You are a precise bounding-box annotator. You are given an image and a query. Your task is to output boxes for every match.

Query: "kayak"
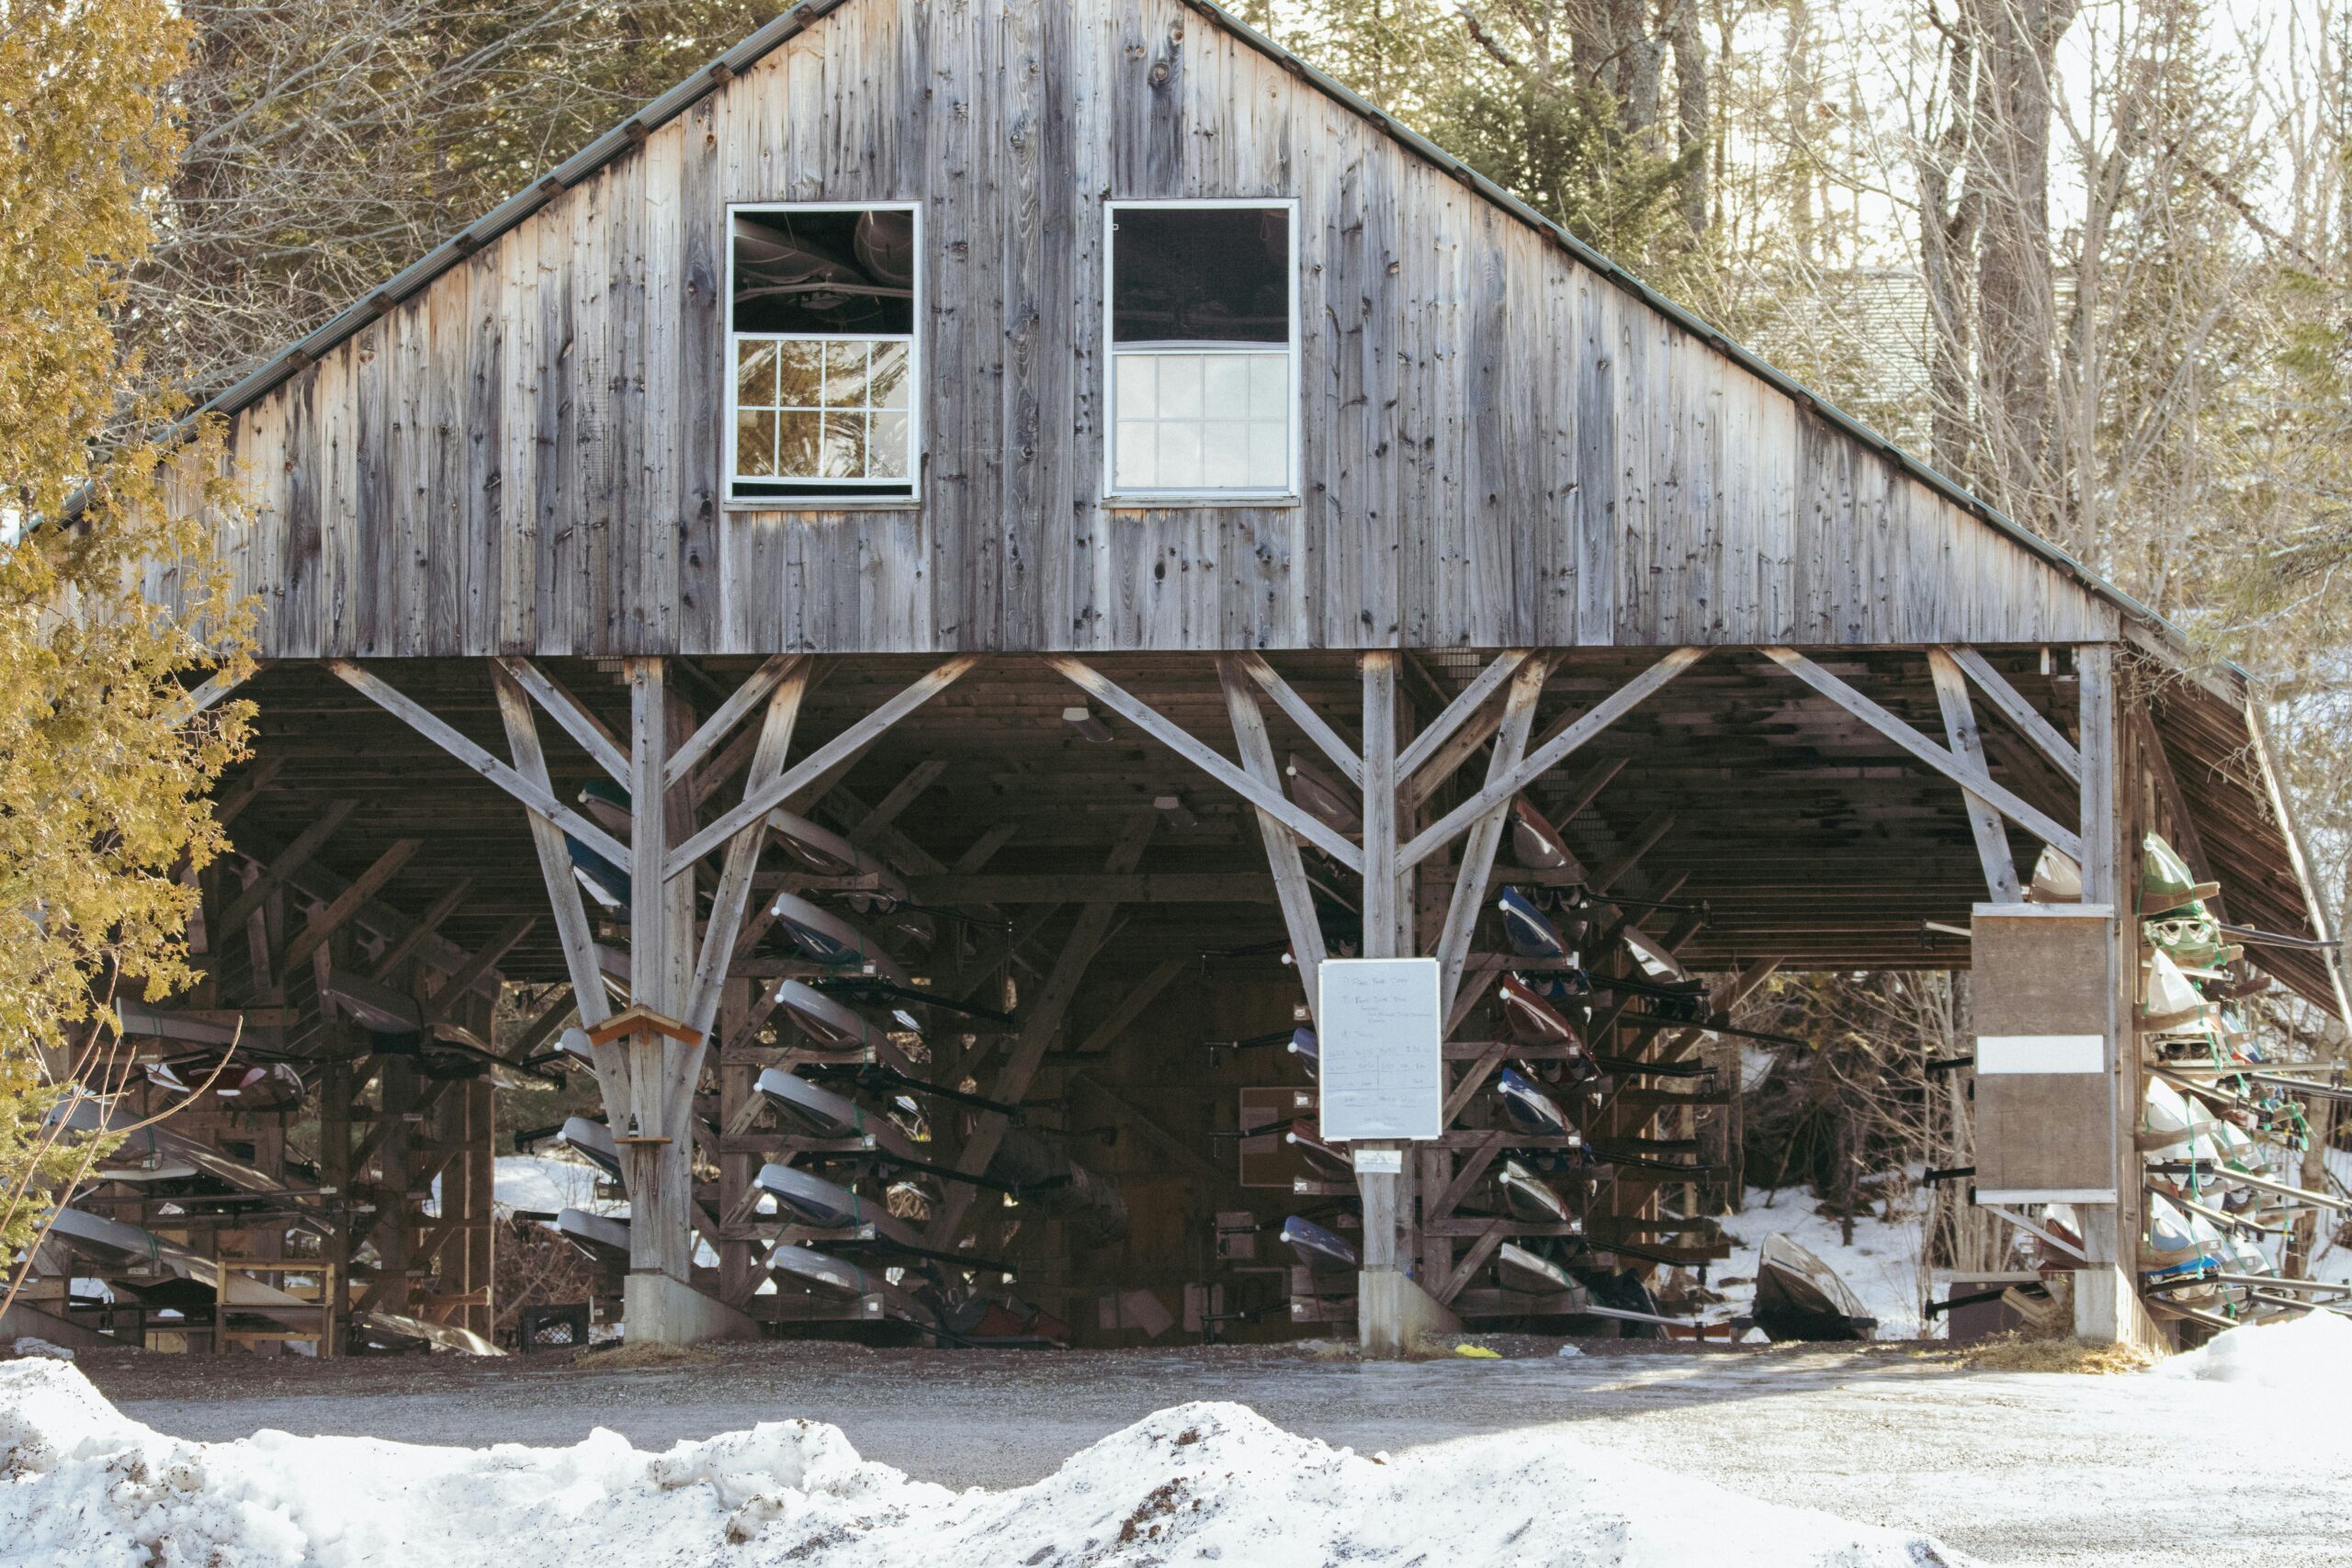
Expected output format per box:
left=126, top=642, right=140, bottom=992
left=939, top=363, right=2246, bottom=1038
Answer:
left=1279, top=1214, right=1359, bottom=1271
left=1498, top=1160, right=1573, bottom=1224
left=755, top=1161, right=878, bottom=1230
left=1495, top=1066, right=1570, bottom=1137
left=756, top=1067, right=873, bottom=1139
left=766, top=1242, right=880, bottom=1297
left=1510, top=797, right=1580, bottom=874
left=1284, top=1120, right=1352, bottom=1179
left=769, top=892, right=910, bottom=985
left=554, top=1208, right=631, bottom=1271
left=1496, top=976, right=1579, bottom=1047
left=558, top=1115, right=622, bottom=1179
left=1752, top=1234, right=1877, bottom=1341
left=1496, top=886, right=1568, bottom=961
left=1287, top=1027, right=1320, bottom=1079
left=773, top=979, right=891, bottom=1052
left=1495, top=1241, right=1576, bottom=1295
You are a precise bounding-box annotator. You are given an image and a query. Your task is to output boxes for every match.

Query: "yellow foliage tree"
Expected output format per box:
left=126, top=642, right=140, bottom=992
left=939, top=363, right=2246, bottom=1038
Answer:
left=0, top=0, right=254, bottom=1275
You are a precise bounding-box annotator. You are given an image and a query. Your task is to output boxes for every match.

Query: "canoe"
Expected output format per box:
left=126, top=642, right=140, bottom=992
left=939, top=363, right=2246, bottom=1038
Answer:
left=558, top=1115, right=622, bottom=1180
left=1509, top=797, right=1581, bottom=874
left=1286, top=1027, right=1319, bottom=1079
left=756, top=1067, right=871, bottom=1138
left=1496, top=977, right=1578, bottom=1047
left=755, top=1161, right=880, bottom=1230
left=1495, top=1066, right=1570, bottom=1137
left=769, top=892, right=910, bottom=985
left=1279, top=1214, right=1359, bottom=1271
left=215, top=1062, right=305, bottom=1113
left=1752, top=1234, right=1877, bottom=1341
left=567, top=836, right=629, bottom=909
left=1498, top=1160, right=1573, bottom=1224
left=1284, top=1119, right=1352, bottom=1179
left=553, top=1208, right=631, bottom=1271
left=765, top=1242, right=878, bottom=1297
left=773, top=979, right=891, bottom=1051
left=1496, top=886, right=1568, bottom=961
left=1284, top=753, right=1361, bottom=833
left=1495, top=1241, right=1577, bottom=1295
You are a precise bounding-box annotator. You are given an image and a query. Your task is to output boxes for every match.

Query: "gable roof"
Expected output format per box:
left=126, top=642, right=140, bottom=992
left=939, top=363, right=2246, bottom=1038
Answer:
left=193, top=0, right=2180, bottom=656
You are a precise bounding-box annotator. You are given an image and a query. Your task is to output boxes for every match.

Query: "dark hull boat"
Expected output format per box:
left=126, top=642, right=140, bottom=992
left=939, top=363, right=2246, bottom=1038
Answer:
left=1496, top=977, right=1579, bottom=1048
left=770, top=892, right=910, bottom=985
left=555, top=1208, right=631, bottom=1272
left=1280, top=1214, right=1359, bottom=1271
left=1498, top=1160, right=1573, bottom=1224
left=1495, top=1066, right=1569, bottom=1138
left=1496, top=886, right=1567, bottom=961
left=558, top=1115, right=622, bottom=1180
left=755, top=1161, right=876, bottom=1229
left=766, top=1241, right=879, bottom=1297
left=1752, top=1234, right=1877, bottom=1341
left=1284, top=1119, right=1352, bottom=1179
left=773, top=979, right=889, bottom=1052
left=1286, top=1027, right=1319, bottom=1079
left=1509, top=797, right=1582, bottom=875
left=1495, top=1241, right=1577, bottom=1295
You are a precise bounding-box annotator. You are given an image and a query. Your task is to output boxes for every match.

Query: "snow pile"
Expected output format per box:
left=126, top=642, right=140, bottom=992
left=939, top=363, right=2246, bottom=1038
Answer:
left=2154, top=1309, right=2352, bottom=1400
left=0, top=1360, right=1973, bottom=1567
left=1718, top=1186, right=1925, bottom=1337
left=492, top=1154, right=622, bottom=1216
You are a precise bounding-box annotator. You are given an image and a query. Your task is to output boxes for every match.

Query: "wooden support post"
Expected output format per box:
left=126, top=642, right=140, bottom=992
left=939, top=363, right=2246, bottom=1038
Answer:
left=1218, top=658, right=1330, bottom=1013
left=623, top=659, right=698, bottom=1284
left=2071, top=646, right=2148, bottom=1346
left=1356, top=651, right=1408, bottom=1350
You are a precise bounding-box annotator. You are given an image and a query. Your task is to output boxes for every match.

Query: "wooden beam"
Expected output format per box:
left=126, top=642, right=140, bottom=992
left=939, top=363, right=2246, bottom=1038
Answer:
left=1928, top=649, right=2022, bottom=902
left=903, top=873, right=1276, bottom=904
left=1220, top=657, right=1331, bottom=1012
left=214, top=756, right=286, bottom=827
left=1396, top=650, right=1532, bottom=781
left=1399, top=648, right=1707, bottom=872
left=368, top=876, right=474, bottom=984
left=1050, top=655, right=1364, bottom=871
left=1063, top=957, right=1188, bottom=1056
left=1758, top=647, right=2085, bottom=860
left=1068, top=1070, right=1243, bottom=1195
left=423, top=915, right=535, bottom=1022
left=1589, top=812, right=1675, bottom=896
left=1947, top=646, right=2082, bottom=784
left=667, top=656, right=979, bottom=878
left=683, top=666, right=808, bottom=1039
left=176, top=662, right=264, bottom=725
left=330, top=660, right=630, bottom=867
left=1236, top=652, right=1363, bottom=786
left=851, top=758, right=948, bottom=845
left=218, top=799, right=357, bottom=935
left=1434, top=656, right=1546, bottom=1019
left=491, top=666, right=614, bottom=1032
left=282, top=839, right=423, bottom=973
left=662, top=653, right=800, bottom=792
left=494, top=657, right=629, bottom=786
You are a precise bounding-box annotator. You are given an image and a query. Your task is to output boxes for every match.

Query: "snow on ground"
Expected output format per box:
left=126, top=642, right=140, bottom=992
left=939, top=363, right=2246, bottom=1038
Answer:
left=492, top=1154, right=623, bottom=1216
left=0, top=1359, right=1971, bottom=1568
left=2155, top=1309, right=2352, bottom=1398
left=1715, top=1185, right=1927, bottom=1337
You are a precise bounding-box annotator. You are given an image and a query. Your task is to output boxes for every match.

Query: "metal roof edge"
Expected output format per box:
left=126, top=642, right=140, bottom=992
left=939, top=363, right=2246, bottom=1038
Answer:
left=182, top=0, right=2206, bottom=673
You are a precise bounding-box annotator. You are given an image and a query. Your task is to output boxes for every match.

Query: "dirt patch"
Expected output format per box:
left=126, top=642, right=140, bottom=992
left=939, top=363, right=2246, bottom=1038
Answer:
left=572, top=1341, right=720, bottom=1371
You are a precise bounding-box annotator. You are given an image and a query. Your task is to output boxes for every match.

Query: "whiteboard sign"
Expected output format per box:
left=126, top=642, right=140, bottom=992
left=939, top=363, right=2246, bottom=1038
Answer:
left=1317, top=957, right=1442, bottom=1141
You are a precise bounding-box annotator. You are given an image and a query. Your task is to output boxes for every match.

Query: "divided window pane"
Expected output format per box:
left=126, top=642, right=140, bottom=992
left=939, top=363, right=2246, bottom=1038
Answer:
left=1109, top=204, right=1295, bottom=495
left=728, top=206, right=918, bottom=500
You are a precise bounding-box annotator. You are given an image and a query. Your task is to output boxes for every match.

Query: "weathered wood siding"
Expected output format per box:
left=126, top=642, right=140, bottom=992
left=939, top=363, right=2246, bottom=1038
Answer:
left=187, top=0, right=2114, bottom=657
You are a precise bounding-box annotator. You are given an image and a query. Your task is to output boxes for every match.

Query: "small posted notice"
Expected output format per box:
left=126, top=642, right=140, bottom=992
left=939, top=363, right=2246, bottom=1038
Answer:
left=1317, top=957, right=1442, bottom=1142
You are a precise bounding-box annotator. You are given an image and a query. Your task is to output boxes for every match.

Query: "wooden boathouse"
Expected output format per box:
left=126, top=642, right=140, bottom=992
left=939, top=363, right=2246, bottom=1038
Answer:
left=45, top=0, right=2346, bottom=1354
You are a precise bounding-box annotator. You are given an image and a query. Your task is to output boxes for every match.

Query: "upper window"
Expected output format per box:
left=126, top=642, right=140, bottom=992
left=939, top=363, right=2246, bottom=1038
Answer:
left=727, top=203, right=920, bottom=504
left=1104, top=201, right=1297, bottom=499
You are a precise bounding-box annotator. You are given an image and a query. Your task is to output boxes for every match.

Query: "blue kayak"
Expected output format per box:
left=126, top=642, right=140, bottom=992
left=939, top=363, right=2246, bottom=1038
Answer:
left=1497, top=886, right=1567, bottom=959
left=1280, top=1214, right=1360, bottom=1271
left=1495, top=1066, right=1570, bottom=1137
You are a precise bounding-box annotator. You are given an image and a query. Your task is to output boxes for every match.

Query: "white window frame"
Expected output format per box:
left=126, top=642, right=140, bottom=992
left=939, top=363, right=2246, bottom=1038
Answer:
left=1102, top=197, right=1301, bottom=504
left=724, top=199, right=923, bottom=505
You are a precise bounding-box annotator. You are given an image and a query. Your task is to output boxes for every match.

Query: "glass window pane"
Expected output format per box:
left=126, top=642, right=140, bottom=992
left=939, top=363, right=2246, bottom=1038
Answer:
left=1115, top=354, right=1158, bottom=420
left=1247, top=420, right=1290, bottom=490
left=1156, top=421, right=1202, bottom=490
left=871, top=343, right=911, bottom=410
left=1114, top=420, right=1156, bottom=491
left=820, top=412, right=867, bottom=478
left=736, top=410, right=778, bottom=477
left=776, top=410, right=823, bottom=477
left=1247, top=353, right=1288, bottom=417
left=870, top=411, right=911, bottom=479
left=1158, top=354, right=1204, bottom=420
left=738, top=341, right=779, bottom=408
left=1204, top=355, right=1250, bottom=417
left=775, top=342, right=825, bottom=408
left=1201, top=422, right=1252, bottom=489
left=823, top=341, right=869, bottom=407
left=1111, top=206, right=1291, bottom=344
